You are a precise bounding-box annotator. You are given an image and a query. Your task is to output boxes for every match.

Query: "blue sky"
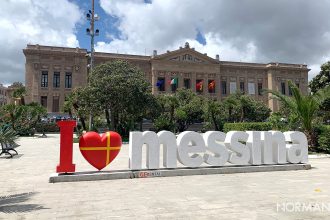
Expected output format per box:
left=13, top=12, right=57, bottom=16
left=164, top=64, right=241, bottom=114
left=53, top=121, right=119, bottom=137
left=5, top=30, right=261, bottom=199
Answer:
left=73, top=0, right=206, bottom=52
left=72, top=0, right=119, bottom=51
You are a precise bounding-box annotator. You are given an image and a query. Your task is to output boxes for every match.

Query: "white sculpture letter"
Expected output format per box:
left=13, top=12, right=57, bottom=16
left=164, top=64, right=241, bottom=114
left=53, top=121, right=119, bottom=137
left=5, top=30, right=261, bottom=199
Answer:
left=224, top=131, right=250, bottom=165
left=157, top=131, right=177, bottom=168
left=246, top=131, right=262, bottom=165
left=203, top=131, right=229, bottom=166
left=270, top=131, right=287, bottom=164
left=129, top=131, right=160, bottom=170
left=261, top=132, right=274, bottom=164
left=177, top=131, right=206, bottom=167
left=284, top=131, right=308, bottom=163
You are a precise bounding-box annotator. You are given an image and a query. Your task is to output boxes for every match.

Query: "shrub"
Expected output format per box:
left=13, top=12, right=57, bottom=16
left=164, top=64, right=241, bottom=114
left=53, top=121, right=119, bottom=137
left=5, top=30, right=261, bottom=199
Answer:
left=154, top=115, right=176, bottom=132
left=0, top=124, right=18, bottom=145
left=316, top=125, right=330, bottom=153
left=223, top=122, right=272, bottom=132
left=35, top=122, right=60, bottom=132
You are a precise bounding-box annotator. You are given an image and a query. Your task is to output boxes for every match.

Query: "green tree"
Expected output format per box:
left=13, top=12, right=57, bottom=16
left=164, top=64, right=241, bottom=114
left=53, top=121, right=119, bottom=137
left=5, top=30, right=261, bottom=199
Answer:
left=88, top=60, right=156, bottom=136
left=268, top=81, right=330, bottom=148
left=63, top=87, right=98, bottom=131
left=309, top=61, right=330, bottom=93
left=12, top=82, right=26, bottom=105
left=1, top=102, right=46, bottom=136
left=309, top=61, right=330, bottom=123
left=153, top=94, right=178, bottom=132
left=174, top=89, right=204, bottom=132
left=154, top=89, right=204, bottom=132
left=203, top=99, right=226, bottom=131
left=223, top=92, right=271, bottom=122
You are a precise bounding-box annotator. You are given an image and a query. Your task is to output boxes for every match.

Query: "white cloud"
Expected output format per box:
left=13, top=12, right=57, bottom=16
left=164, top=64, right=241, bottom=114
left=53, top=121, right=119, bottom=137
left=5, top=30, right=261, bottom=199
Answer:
left=0, top=0, right=82, bottom=84
left=98, top=0, right=330, bottom=80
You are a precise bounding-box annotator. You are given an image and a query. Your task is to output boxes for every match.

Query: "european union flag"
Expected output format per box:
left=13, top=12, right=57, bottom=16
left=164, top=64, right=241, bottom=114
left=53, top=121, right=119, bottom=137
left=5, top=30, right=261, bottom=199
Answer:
left=156, top=79, right=164, bottom=87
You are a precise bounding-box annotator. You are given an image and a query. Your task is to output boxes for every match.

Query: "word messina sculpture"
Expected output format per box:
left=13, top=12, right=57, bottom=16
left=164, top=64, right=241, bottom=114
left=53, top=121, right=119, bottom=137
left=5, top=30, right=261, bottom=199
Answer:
left=55, top=121, right=308, bottom=176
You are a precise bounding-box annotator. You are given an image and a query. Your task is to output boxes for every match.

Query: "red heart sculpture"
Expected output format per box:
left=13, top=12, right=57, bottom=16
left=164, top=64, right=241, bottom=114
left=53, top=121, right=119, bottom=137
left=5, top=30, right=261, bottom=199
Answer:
left=79, top=131, right=122, bottom=170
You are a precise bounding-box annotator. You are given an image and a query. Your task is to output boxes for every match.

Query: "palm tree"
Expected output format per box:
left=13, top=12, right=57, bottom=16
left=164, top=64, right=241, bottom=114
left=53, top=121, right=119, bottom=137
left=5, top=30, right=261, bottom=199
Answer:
left=0, top=124, right=17, bottom=146
left=268, top=81, right=330, bottom=148
left=203, top=99, right=225, bottom=131
left=12, top=85, right=27, bottom=105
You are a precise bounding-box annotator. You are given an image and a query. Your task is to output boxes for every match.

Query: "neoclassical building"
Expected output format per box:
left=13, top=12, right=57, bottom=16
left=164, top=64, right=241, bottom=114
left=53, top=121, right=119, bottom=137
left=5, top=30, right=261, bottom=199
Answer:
left=23, top=43, right=309, bottom=113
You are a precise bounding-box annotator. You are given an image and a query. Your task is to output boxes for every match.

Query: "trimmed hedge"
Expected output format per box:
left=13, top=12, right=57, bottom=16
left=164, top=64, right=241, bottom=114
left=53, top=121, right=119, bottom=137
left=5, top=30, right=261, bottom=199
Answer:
left=223, top=122, right=272, bottom=132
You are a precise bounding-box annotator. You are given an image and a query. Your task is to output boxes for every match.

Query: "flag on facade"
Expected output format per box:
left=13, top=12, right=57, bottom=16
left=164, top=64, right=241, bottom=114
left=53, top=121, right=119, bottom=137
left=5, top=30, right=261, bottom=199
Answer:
left=170, top=78, right=178, bottom=85
left=196, top=81, right=203, bottom=91
left=156, top=79, right=164, bottom=87
left=208, top=80, right=215, bottom=90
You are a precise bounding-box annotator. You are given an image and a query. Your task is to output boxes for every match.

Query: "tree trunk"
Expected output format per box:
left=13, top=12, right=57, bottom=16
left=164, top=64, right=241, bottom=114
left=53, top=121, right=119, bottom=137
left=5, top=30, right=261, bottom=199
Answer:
left=68, top=109, right=73, bottom=118
left=211, top=112, right=219, bottom=130
left=228, top=107, right=232, bottom=122
left=105, top=109, right=111, bottom=130
left=80, top=117, right=87, bottom=131
left=240, top=107, right=244, bottom=122
left=110, top=109, right=115, bottom=131
left=306, top=130, right=317, bottom=151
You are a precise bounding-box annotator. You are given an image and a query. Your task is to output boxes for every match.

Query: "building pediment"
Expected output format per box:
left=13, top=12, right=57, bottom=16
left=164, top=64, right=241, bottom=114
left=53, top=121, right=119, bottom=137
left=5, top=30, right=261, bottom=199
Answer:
left=152, top=42, right=220, bottom=65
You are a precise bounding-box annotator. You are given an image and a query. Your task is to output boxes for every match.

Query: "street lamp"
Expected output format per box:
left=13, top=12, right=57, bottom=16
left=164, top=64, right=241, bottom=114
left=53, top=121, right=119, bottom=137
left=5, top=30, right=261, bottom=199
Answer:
left=86, top=0, right=100, bottom=130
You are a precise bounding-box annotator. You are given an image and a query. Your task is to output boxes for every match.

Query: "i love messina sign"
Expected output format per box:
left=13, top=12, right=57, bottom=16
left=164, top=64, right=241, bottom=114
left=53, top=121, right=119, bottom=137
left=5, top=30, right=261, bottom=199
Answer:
left=55, top=121, right=308, bottom=174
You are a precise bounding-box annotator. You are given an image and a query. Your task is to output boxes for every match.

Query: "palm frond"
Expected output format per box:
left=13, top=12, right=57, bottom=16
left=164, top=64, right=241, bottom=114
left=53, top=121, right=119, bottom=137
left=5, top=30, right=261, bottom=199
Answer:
left=265, top=88, right=296, bottom=110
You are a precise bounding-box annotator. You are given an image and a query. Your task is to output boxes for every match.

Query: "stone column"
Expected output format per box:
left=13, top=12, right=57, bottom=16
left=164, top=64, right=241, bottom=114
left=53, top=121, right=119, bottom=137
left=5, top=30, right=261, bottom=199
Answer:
left=178, top=72, right=184, bottom=89
left=192, top=72, right=196, bottom=93
left=165, top=72, right=171, bottom=93
left=267, top=70, right=277, bottom=112
left=216, top=74, right=221, bottom=100
left=152, top=70, right=158, bottom=95
left=203, top=73, right=208, bottom=96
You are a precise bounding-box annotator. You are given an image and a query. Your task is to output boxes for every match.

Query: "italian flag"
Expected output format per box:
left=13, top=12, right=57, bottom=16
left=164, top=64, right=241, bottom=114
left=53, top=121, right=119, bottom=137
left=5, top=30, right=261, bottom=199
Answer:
left=170, top=78, right=178, bottom=85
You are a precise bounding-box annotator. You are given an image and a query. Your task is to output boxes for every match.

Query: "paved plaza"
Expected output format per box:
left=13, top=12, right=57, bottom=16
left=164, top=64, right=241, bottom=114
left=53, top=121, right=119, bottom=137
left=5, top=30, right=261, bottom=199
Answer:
left=0, top=134, right=329, bottom=219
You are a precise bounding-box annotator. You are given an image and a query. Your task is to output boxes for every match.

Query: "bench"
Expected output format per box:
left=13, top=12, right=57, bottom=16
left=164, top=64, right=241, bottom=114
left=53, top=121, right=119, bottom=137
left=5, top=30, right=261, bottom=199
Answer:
left=0, top=142, right=19, bottom=158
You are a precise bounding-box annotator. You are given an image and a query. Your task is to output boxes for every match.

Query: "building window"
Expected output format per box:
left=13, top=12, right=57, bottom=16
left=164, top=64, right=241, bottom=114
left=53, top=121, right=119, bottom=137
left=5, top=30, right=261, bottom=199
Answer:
left=170, top=78, right=178, bottom=92
left=208, top=80, right=215, bottom=93
left=52, top=96, right=59, bottom=112
left=288, top=86, right=292, bottom=96
left=221, top=81, right=227, bottom=95
left=53, top=72, right=60, bottom=88
left=240, top=82, right=245, bottom=93
left=41, top=96, right=47, bottom=108
left=281, top=82, right=286, bottom=95
left=65, top=72, right=72, bottom=88
left=156, top=77, right=165, bottom=91
left=295, top=83, right=300, bottom=88
left=258, top=83, right=263, bottom=96
left=41, top=71, right=48, bottom=88
left=230, top=82, right=237, bottom=94
left=183, top=54, right=193, bottom=61
left=248, top=82, right=256, bottom=95
left=196, top=79, right=203, bottom=93
left=184, top=78, right=191, bottom=89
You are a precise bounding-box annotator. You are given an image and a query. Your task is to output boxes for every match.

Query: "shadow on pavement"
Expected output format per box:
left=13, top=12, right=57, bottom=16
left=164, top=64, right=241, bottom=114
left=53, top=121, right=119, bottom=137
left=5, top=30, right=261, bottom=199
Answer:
left=0, top=192, right=47, bottom=213
left=0, top=154, right=23, bottom=159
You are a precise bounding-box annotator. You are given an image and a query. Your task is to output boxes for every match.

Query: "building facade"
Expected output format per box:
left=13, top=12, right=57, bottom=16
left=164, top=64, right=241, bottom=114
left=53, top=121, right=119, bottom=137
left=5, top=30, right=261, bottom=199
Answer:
left=23, top=43, right=309, bottom=113
left=0, top=84, right=8, bottom=106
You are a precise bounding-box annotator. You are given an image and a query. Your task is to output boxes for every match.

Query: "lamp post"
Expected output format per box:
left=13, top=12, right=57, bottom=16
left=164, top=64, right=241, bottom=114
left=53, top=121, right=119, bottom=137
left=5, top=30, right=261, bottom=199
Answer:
left=86, top=0, right=100, bottom=130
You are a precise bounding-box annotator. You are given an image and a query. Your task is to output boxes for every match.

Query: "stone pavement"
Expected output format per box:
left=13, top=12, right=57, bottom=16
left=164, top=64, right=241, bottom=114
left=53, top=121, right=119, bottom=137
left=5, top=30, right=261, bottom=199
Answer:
left=0, top=134, right=329, bottom=220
